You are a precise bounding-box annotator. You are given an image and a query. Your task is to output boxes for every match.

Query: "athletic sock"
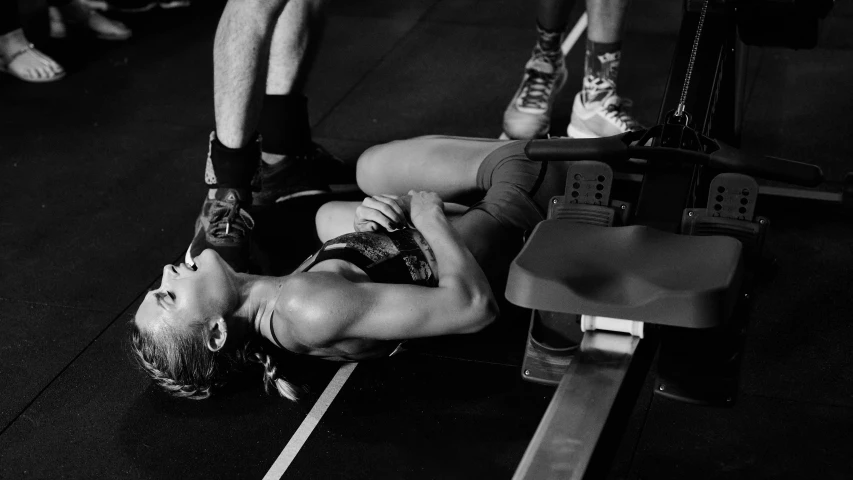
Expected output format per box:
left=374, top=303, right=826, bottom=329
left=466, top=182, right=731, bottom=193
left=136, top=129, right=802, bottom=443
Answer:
left=258, top=94, right=312, bottom=165
left=536, top=21, right=565, bottom=52
left=533, top=21, right=565, bottom=63
left=582, top=39, right=622, bottom=104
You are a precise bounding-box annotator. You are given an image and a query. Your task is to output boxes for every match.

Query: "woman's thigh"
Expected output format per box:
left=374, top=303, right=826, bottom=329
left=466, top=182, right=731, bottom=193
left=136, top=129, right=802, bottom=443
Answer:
left=315, top=201, right=360, bottom=242
left=355, top=135, right=512, bottom=201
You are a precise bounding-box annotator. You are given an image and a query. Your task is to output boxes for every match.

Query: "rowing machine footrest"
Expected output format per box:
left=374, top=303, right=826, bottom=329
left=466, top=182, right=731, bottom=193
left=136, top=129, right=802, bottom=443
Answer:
left=521, top=310, right=582, bottom=385
left=682, top=173, right=768, bottom=257
left=549, top=197, right=631, bottom=227
left=549, top=160, right=631, bottom=226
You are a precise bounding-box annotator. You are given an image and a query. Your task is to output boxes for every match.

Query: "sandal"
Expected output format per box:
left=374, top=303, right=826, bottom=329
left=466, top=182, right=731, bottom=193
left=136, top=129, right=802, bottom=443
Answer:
left=0, top=44, right=66, bottom=83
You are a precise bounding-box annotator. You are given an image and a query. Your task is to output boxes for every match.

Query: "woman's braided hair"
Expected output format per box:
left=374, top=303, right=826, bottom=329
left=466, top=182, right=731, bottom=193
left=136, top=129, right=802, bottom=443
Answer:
left=129, top=318, right=298, bottom=401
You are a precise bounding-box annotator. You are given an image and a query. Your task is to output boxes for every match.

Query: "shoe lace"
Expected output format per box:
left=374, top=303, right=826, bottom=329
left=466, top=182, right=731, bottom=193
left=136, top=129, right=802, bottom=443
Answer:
left=517, top=48, right=564, bottom=111
left=206, top=198, right=254, bottom=240
left=601, top=95, right=641, bottom=131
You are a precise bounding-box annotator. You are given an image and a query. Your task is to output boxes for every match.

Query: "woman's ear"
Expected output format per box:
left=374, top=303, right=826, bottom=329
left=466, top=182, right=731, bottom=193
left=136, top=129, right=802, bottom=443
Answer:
left=206, top=317, right=228, bottom=352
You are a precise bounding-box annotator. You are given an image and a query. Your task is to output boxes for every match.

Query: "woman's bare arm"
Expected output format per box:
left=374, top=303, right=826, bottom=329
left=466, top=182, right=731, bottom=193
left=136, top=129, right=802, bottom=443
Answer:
left=281, top=271, right=498, bottom=345
left=314, top=197, right=469, bottom=243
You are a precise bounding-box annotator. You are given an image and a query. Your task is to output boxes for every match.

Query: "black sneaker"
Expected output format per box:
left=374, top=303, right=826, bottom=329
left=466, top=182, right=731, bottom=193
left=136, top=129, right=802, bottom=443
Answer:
left=186, top=188, right=255, bottom=272
left=252, top=143, right=359, bottom=206
left=306, top=143, right=358, bottom=190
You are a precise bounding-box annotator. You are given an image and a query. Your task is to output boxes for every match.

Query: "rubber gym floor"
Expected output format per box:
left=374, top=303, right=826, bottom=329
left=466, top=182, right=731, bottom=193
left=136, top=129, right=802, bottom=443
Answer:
left=1, top=1, right=852, bottom=478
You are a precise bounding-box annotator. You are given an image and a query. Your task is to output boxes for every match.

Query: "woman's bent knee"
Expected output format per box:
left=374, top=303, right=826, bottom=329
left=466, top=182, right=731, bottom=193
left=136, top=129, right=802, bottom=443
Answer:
left=356, top=142, right=396, bottom=193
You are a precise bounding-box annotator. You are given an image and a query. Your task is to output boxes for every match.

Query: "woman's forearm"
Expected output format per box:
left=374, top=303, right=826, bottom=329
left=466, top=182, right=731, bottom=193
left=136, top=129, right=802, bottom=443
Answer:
left=412, top=207, right=497, bottom=329
left=412, top=207, right=490, bottom=290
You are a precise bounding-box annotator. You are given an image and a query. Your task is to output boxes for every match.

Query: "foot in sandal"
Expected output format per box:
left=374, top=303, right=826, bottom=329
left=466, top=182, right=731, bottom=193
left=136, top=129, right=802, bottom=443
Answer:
left=50, top=0, right=132, bottom=41
left=0, top=29, right=66, bottom=83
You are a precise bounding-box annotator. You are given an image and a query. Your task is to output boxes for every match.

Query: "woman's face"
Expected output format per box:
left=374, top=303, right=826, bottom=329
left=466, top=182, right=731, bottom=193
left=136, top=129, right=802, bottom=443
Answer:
left=135, top=249, right=238, bottom=336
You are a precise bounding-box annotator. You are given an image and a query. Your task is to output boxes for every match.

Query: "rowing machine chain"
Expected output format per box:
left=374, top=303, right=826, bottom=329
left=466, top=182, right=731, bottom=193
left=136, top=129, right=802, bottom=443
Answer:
left=675, top=0, right=711, bottom=117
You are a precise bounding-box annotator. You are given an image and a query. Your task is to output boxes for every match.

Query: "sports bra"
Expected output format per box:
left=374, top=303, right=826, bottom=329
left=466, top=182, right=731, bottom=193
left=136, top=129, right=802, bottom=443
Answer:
left=300, top=228, right=438, bottom=286
left=267, top=228, right=437, bottom=355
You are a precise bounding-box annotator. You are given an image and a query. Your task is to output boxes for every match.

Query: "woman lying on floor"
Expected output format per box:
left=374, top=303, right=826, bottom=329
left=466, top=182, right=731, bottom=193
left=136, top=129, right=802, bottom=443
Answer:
left=131, top=135, right=567, bottom=400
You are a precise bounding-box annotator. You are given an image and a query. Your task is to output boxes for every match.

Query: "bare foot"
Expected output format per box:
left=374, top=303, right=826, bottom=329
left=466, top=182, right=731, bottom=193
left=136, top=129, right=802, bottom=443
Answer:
left=0, top=29, right=65, bottom=82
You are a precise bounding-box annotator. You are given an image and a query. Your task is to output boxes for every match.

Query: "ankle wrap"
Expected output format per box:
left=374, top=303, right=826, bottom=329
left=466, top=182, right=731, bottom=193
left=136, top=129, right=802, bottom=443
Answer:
left=259, top=94, right=312, bottom=156
left=205, top=133, right=259, bottom=189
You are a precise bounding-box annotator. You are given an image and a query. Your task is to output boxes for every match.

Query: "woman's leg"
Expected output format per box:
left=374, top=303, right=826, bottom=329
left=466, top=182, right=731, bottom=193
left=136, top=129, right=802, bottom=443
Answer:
left=451, top=141, right=567, bottom=268
left=355, top=134, right=567, bottom=269
left=356, top=135, right=512, bottom=202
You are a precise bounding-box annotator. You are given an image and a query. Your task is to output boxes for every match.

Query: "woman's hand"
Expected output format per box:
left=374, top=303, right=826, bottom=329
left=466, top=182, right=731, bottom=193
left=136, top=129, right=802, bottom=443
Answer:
left=354, top=194, right=412, bottom=233
left=408, top=190, right=445, bottom=223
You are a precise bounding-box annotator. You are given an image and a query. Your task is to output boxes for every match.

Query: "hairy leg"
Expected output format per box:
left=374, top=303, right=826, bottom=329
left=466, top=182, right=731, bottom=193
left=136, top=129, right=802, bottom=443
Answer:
left=266, top=0, right=325, bottom=96
left=586, top=0, right=631, bottom=43
left=213, top=0, right=288, bottom=149
left=356, top=135, right=511, bottom=202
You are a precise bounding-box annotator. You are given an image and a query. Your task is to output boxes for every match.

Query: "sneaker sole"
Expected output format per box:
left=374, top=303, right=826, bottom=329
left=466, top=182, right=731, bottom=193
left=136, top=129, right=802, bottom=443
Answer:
left=567, top=124, right=601, bottom=139
left=274, top=189, right=329, bottom=203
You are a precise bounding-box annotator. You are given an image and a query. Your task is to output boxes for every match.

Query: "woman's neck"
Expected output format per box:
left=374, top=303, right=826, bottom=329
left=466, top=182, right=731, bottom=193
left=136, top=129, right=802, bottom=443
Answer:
left=229, top=273, right=287, bottom=341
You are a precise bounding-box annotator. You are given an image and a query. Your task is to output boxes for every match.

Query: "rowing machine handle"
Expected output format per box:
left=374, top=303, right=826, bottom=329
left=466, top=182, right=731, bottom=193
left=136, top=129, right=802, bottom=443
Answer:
left=524, top=134, right=630, bottom=163
left=710, top=141, right=824, bottom=187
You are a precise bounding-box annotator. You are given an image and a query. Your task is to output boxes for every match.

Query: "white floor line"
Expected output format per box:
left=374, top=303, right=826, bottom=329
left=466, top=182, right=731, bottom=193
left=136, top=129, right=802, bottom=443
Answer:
left=562, top=12, right=589, bottom=56
left=262, top=362, right=359, bottom=480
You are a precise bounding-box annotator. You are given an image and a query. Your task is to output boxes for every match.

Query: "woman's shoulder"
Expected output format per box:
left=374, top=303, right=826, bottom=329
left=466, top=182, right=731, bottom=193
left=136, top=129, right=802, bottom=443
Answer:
left=275, top=273, right=366, bottom=347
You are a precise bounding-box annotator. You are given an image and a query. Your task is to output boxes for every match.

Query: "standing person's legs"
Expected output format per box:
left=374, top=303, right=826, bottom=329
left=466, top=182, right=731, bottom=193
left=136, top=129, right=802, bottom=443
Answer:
left=213, top=0, right=288, bottom=149
left=187, top=0, right=289, bottom=272
left=253, top=0, right=351, bottom=206
left=503, top=0, right=576, bottom=139
left=567, top=0, right=642, bottom=138
left=585, top=0, right=629, bottom=44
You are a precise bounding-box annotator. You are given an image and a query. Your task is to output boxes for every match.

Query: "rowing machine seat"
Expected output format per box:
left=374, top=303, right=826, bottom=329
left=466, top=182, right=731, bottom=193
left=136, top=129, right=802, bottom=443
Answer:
left=506, top=222, right=743, bottom=329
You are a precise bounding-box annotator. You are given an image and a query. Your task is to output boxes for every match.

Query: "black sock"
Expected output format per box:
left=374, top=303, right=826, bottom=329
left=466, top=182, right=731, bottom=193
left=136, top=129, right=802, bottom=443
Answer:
left=535, top=21, right=566, bottom=54
left=582, top=39, right=621, bottom=104
left=259, top=94, right=312, bottom=158
left=205, top=133, right=259, bottom=190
